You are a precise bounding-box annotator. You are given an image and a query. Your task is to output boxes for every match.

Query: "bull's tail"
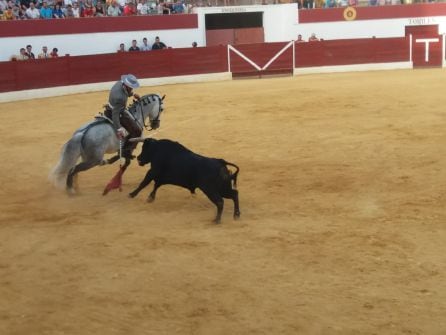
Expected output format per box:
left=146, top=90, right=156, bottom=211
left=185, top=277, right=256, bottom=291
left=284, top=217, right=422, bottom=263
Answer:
left=48, top=132, right=83, bottom=190
left=224, top=161, right=240, bottom=189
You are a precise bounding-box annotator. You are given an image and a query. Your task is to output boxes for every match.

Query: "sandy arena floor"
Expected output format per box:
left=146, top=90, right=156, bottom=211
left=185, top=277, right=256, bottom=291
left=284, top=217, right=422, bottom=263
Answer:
left=0, top=69, right=446, bottom=334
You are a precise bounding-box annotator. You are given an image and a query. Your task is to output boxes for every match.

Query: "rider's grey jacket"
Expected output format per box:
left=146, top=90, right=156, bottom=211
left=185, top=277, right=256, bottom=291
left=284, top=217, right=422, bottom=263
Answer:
left=108, top=81, right=131, bottom=129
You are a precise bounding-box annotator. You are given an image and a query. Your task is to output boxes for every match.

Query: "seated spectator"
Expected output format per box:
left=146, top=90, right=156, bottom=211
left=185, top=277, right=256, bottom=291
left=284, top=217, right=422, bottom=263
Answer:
left=137, top=0, right=148, bottom=15
left=140, top=37, right=151, bottom=51
left=192, top=41, right=197, bottom=48
left=50, top=47, right=59, bottom=57
left=172, top=1, right=184, bottom=13
left=52, top=3, right=64, bottom=17
left=117, top=43, right=126, bottom=52
left=0, top=0, right=7, bottom=12
left=152, top=36, right=166, bottom=50
left=26, top=2, right=40, bottom=19
left=128, top=39, right=140, bottom=51
left=82, top=2, right=95, bottom=16
left=308, top=33, right=319, bottom=42
left=123, top=1, right=136, bottom=15
left=3, top=6, right=14, bottom=20
left=325, top=0, right=337, bottom=7
left=296, top=34, right=305, bottom=43
left=13, top=4, right=26, bottom=19
left=94, top=1, right=105, bottom=16
left=64, top=4, right=75, bottom=17
left=25, top=44, right=35, bottom=59
left=348, top=0, right=358, bottom=4
left=72, top=2, right=80, bottom=17
left=107, top=1, right=120, bottom=16
left=40, top=1, right=52, bottom=18
left=38, top=45, right=51, bottom=59
left=12, top=48, right=29, bottom=61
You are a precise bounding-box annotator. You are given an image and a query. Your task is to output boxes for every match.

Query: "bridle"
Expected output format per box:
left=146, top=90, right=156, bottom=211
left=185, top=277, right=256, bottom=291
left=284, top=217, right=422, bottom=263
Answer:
left=130, top=94, right=164, bottom=131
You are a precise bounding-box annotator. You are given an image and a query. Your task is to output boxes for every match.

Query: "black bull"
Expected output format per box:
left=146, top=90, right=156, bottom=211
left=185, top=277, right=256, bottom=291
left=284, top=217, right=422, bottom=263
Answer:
left=129, top=138, right=241, bottom=223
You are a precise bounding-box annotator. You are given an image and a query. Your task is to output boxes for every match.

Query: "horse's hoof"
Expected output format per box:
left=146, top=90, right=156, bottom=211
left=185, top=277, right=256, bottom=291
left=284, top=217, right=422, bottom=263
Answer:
left=146, top=196, right=155, bottom=203
left=128, top=192, right=136, bottom=198
left=234, top=212, right=241, bottom=220
left=213, top=218, right=221, bottom=224
left=67, top=188, right=76, bottom=196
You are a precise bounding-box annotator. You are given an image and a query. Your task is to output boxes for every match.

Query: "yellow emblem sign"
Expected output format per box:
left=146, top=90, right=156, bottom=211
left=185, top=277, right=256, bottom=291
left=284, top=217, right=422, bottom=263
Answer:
left=343, top=6, right=357, bottom=21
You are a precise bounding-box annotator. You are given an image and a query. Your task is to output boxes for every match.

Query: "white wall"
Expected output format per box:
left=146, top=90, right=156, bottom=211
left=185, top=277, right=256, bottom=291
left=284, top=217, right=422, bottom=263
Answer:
left=0, top=28, right=203, bottom=61
left=194, top=4, right=298, bottom=43
left=295, top=16, right=446, bottom=42
left=2, top=6, right=445, bottom=61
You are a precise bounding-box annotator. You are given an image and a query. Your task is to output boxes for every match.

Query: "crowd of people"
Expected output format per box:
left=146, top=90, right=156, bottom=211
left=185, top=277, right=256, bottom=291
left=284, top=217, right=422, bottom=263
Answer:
left=0, top=0, right=187, bottom=20
left=11, top=44, right=59, bottom=60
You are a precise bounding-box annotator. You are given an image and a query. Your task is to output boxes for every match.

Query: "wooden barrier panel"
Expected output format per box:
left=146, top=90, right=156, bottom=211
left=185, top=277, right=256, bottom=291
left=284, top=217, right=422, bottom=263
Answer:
left=0, top=46, right=227, bottom=93
left=295, top=37, right=410, bottom=68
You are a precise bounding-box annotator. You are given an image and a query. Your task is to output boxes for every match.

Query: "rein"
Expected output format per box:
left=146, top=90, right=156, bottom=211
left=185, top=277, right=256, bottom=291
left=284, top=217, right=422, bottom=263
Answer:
left=131, top=94, right=162, bottom=132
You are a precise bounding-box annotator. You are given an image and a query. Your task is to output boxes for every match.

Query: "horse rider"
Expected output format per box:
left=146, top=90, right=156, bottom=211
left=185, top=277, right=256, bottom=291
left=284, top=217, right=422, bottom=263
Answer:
left=105, top=74, right=142, bottom=159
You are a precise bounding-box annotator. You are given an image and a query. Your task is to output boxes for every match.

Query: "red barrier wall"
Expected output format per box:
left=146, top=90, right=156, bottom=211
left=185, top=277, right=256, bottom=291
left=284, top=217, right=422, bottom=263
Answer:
left=0, top=38, right=417, bottom=93
left=0, top=14, right=198, bottom=38
left=0, top=46, right=227, bottom=93
left=295, top=37, right=410, bottom=68
left=299, top=3, right=446, bottom=23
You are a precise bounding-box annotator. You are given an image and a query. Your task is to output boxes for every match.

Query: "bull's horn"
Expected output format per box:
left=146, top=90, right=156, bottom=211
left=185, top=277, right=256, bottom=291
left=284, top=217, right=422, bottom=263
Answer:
left=161, top=94, right=166, bottom=101
left=128, top=136, right=146, bottom=143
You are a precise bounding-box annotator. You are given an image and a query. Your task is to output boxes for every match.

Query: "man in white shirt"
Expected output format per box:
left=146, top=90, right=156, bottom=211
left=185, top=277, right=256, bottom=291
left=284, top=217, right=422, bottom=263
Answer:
left=26, top=2, right=41, bottom=19
left=137, top=0, right=148, bottom=15
left=140, top=37, right=151, bottom=51
left=107, top=1, right=121, bottom=16
left=38, top=46, right=51, bottom=59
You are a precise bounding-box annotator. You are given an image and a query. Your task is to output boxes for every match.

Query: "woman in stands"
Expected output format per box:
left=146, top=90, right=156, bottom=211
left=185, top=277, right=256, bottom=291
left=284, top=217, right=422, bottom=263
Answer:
left=94, top=1, right=105, bottom=16
left=53, top=3, right=65, bottom=18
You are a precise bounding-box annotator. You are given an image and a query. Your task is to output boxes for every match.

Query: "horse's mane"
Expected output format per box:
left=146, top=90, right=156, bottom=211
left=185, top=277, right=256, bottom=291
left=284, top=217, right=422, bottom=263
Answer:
left=128, top=94, right=160, bottom=113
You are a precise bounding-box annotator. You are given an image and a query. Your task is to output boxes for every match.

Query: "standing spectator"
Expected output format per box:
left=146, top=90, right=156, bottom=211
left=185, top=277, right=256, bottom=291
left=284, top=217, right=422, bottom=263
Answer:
left=52, top=3, right=65, bottom=17
left=296, top=34, right=305, bottom=43
left=123, top=1, right=135, bottom=15
left=192, top=41, right=197, bottom=47
left=128, top=39, right=140, bottom=51
left=308, top=33, right=319, bottom=42
left=38, top=46, right=51, bottom=58
left=25, top=45, right=35, bottom=59
left=117, top=43, right=126, bottom=52
left=140, top=37, right=151, bottom=51
left=137, top=0, right=148, bottom=15
left=151, top=36, right=166, bottom=50
left=107, top=1, right=120, bottom=16
left=94, top=1, right=104, bottom=16
left=40, top=1, right=52, bottom=18
left=50, top=47, right=59, bottom=57
left=26, top=2, right=40, bottom=19
left=12, top=48, right=29, bottom=61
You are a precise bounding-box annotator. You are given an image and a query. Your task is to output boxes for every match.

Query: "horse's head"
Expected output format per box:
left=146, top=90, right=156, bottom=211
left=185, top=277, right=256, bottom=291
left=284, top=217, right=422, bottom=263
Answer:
left=129, top=93, right=165, bottom=131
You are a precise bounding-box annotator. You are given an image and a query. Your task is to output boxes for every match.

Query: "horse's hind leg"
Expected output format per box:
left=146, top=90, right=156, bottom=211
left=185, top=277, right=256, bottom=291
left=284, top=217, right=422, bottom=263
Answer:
left=66, top=160, right=100, bottom=194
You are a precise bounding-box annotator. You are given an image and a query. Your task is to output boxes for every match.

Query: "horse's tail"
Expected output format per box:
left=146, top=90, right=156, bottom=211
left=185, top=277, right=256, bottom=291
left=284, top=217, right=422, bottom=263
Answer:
left=49, top=132, right=83, bottom=189
left=224, top=161, right=240, bottom=189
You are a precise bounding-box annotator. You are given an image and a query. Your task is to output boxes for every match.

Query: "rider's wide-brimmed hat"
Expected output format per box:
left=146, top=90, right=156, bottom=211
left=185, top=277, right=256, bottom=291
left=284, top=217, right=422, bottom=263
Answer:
left=121, top=74, right=140, bottom=89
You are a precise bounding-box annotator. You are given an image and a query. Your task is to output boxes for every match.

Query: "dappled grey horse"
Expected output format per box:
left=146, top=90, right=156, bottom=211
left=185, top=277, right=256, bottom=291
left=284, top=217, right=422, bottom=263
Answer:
left=49, top=94, right=165, bottom=194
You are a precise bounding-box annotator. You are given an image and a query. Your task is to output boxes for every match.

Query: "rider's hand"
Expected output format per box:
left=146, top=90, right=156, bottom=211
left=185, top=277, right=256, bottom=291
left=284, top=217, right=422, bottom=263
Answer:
left=133, top=93, right=141, bottom=100
left=117, top=127, right=127, bottom=139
